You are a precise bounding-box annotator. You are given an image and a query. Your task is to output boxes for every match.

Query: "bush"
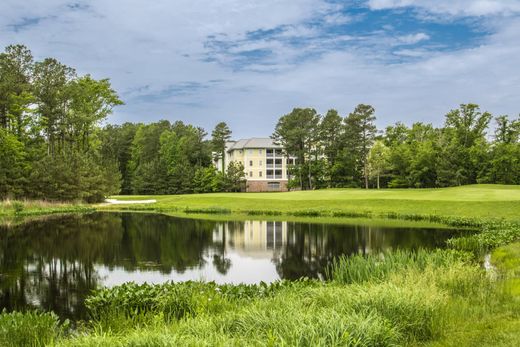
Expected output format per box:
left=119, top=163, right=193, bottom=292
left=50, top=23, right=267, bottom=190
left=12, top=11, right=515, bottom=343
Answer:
left=12, top=201, right=24, bottom=214
left=448, top=221, right=520, bottom=252
left=0, top=310, right=68, bottom=347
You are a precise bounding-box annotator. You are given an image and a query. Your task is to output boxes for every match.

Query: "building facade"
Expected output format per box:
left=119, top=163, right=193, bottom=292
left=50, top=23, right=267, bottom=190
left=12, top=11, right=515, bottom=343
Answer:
left=214, top=138, right=295, bottom=192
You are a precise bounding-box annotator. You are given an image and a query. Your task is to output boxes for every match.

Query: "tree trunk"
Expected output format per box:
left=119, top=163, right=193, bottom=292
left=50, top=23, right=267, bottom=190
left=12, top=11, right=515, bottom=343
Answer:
left=308, top=160, right=312, bottom=190
left=221, top=150, right=225, bottom=173
left=364, top=162, right=369, bottom=189
left=377, top=174, right=380, bottom=189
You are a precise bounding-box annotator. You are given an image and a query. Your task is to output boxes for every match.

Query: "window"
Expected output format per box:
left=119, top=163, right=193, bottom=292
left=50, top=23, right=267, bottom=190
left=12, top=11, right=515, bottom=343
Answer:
left=266, top=159, right=274, bottom=168
left=275, top=169, right=282, bottom=179
left=275, top=149, right=283, bottom=157
left=275, top=158, right=282, bottom=167
left=249, top=160, right=253, bottom=166
left=259, top=160, right=262, bottom=166
left=266, top=149, right=274, bottom=157
left=258, top=149, right=263, bottom=155
left=267, top=182, right=281, bottom=191
left=259, top=171, right=262, bottom=177
left=248, top=149, right=253, bottom=154
left=266, top=169, right=274, bottom=179
left=249, top=171, right=253, bottom=177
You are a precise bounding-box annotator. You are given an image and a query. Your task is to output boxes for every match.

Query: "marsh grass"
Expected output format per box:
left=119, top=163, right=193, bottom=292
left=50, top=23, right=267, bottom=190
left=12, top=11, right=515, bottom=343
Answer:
left=0, top=310, right=68, bottom=347
left=183, top=207, right=231, bottom=214
left=327, top=249, right=472, bottom=284
left=7, top=244, right=518, bottom=347
left=0, top=199, right=92, bottom=217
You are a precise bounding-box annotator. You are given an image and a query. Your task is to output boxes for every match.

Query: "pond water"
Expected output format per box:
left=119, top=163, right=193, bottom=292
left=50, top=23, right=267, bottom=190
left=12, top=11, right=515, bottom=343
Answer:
left=0, top=212, right=463, bottom=320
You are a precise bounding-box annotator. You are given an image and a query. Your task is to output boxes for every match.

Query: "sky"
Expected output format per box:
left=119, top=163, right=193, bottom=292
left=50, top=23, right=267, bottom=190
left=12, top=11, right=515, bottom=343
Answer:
left=1, top=0, right=520, bottom=138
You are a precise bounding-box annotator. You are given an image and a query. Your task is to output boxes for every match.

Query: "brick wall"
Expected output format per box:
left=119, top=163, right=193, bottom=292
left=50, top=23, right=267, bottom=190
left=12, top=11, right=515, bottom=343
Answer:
left=246, top=180, right=288, bottom=192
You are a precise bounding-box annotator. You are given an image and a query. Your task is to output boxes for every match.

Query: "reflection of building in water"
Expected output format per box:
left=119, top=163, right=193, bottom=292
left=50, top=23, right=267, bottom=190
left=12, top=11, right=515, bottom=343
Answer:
left=212, top=221, right=288, bottom=258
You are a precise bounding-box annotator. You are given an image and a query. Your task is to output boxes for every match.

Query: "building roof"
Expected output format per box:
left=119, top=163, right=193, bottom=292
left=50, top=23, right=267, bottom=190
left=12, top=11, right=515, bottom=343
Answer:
left=227, top=137, right=282, bottom=151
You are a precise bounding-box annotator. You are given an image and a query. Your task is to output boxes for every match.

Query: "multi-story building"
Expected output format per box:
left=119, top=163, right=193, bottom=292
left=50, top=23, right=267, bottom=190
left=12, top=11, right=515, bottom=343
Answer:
left=214, top=138, right=295, bottom=192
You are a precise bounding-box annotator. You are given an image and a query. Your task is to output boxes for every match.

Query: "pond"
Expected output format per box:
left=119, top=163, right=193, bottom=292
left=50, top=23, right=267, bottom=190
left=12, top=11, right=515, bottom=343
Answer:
left=0, top=212, right=464, bottom=320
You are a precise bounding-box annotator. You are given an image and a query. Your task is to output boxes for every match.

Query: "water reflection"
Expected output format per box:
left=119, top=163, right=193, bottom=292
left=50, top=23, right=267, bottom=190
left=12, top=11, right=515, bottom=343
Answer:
left=0, top=212, right=461, bottom=320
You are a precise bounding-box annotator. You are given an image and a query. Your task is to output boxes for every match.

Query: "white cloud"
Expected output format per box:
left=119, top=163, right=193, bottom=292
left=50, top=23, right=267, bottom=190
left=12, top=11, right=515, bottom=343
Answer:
left=367, top=0, right=520, bottom=17
left=0, top=0, right=519, bottom=137
left=397, top=32, right=430, bottom=44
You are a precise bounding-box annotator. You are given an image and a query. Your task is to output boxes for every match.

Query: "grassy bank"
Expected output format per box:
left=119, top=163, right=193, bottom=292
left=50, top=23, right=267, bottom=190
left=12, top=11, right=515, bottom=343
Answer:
left=2, top=184, right=520, bottom=346
left=103, top=185, right=520, bottom=221
left=0, top=199, right=93, bottom=219
left=2, top=246, right=518, bottom=346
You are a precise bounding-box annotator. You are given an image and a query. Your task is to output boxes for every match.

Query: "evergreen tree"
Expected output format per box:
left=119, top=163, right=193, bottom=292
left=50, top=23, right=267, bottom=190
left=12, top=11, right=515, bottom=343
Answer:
left=211, top=122, right=232, bottom=173
left=344, top=104, right=377, bottom=189
left=272, top=108, right=321, bottom=190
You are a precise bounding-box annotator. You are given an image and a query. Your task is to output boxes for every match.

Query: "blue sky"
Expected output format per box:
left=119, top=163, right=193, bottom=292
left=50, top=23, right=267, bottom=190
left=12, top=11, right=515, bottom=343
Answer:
left=1, top=0, right=519, bottom=137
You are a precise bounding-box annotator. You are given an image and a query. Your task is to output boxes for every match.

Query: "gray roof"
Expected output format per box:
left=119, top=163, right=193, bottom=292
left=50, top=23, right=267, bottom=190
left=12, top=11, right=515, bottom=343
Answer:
left=227, top=137, right=282, bottom=151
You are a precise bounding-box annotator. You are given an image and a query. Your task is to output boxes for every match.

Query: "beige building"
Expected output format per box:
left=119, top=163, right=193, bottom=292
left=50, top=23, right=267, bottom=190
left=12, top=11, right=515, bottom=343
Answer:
left=214, top=138, right=295, bottom=192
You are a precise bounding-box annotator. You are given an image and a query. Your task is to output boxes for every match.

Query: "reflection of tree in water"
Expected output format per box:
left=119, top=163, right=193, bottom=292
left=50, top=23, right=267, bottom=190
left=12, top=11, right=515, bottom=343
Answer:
left=0, top=213, right=119, bottom=320
left=0, top=213, right=461, bottom=320
left=115, top=213, right=217, bottom=273
left=274, top=222, right=460, bottom=280
left=0, top=213, right=219, bottom=320
left=211, top=221, right=244, bottom=275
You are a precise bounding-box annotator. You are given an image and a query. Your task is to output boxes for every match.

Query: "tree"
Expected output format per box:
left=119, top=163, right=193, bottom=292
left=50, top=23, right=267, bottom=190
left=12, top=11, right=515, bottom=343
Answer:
left=98, top=123, right=140, bottom=194
left=0, top=128, right=27, bottom=198
left=344, top=104, right=377, bottom=189
left=437, top=104, right=491, bottom=186
left=320, top=109, right=344, bottom=187
left=68, top=75, right=123, bottom=151
left=33, top=58, right=76, bottom=156
left=480, top=115, right=520, bottom=184
left=193, top=167, right=219, bottom=193
left=0, top=44, right=34, bottom=138
left=225, top=161, right=246, bottom=192
left=211, top=122, right=232, bottom=173
left=368, top=140, right=390, bottom=189
left=272, top=108, right=321, bottom=190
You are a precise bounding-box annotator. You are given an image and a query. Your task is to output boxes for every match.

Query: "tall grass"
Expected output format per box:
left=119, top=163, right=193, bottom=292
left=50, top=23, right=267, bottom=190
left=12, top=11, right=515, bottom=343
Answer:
left=0, top=199, right=93, bottom=217
left=0, top=310, right=68, bottom=347
left=327, top=249, right=472, bottom=284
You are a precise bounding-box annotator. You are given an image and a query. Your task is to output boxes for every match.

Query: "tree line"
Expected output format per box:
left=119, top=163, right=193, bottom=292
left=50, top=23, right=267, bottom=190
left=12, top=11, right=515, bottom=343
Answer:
left=99, top=120, right=244, bottom=196
left=273, top=104, right=520, bottom=190
left=0, top=45, right=122, bottom=202
left=1, top=44, right=518, bottom=201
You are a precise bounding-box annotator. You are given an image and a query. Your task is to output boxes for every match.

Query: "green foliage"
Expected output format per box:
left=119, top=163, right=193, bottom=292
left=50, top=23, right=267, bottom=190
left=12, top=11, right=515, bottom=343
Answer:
left=448, top=221, right=520, bottom=252
left=328, top=249, right=472, bottom=284
left=211, top=121, right=232, bottom=173
left=192, top=166, right=219, bottom=193
left=272, top=107, right=321, bottom=190
left=0, top=44, right=122, bottom=202
left=0, top=128, right=27, bottom=198
left=0, top=310, right=68, bottom=347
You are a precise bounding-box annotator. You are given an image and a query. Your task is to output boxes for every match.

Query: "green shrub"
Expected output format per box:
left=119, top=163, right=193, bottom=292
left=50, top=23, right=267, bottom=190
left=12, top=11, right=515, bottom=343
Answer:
left=183, top=207, right=231, bottom=214
left=85, top=280, right=318, bottom=331
left=0, top=310, right=68, bottom=347
left=12, top=201, right=24, bottom=214
left=448, top=221, right=520, bottom=252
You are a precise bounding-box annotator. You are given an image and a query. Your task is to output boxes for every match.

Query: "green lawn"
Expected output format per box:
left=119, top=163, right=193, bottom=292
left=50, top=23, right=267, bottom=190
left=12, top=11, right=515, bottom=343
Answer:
left=107, top=184, right=520, bottom=221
